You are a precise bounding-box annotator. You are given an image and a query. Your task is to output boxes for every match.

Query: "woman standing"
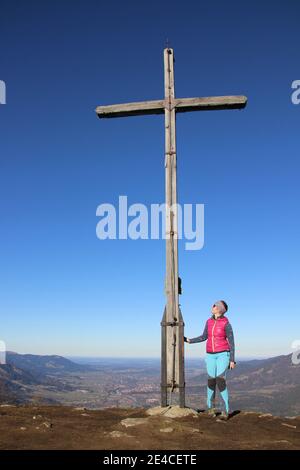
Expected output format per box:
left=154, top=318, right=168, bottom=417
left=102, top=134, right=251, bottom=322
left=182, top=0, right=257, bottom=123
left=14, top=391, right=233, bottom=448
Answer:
left=184, top=300, right=236, bottom=420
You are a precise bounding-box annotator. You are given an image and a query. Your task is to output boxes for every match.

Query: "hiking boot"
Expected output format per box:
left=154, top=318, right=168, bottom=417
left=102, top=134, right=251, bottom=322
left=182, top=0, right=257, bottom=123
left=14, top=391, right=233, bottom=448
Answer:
left=218, top=411, right=229, bottom=421
left=207, top=407, right=217, bottom=417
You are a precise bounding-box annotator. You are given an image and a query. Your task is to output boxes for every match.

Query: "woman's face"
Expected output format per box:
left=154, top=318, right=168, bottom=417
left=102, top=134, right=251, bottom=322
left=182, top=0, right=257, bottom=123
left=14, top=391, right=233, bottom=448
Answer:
left=211, top=303, right=223, bottom=317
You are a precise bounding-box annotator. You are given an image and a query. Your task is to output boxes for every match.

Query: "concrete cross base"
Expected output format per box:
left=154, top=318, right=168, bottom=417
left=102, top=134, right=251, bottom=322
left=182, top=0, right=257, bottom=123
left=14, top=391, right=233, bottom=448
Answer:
left=145, top=405, right=199, bottom=418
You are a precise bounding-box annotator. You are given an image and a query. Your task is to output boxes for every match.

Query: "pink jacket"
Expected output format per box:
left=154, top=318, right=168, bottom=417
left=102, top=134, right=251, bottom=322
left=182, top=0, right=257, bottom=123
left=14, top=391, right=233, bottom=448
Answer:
left=206, top=315, right=230, bottom=353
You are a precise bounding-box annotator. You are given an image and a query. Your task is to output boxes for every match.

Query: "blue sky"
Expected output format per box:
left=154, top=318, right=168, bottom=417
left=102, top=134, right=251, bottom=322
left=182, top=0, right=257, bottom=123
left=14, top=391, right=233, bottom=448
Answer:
left=0, top=0, right=299, bottom=358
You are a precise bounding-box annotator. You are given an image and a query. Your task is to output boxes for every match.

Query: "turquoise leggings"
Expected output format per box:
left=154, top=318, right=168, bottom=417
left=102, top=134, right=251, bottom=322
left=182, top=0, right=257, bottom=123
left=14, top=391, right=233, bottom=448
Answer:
left=205, top=351, right=230, bottom=413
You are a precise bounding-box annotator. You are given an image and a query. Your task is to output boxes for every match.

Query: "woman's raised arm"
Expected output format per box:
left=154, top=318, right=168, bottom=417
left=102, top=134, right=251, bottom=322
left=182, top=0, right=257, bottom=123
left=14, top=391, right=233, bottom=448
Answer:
left=184, top=320, right=208, bottom=343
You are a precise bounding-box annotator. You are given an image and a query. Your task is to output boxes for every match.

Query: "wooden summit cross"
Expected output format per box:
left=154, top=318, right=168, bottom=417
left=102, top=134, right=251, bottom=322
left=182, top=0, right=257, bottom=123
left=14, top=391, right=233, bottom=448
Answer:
left=96, top=48, right=247, bottom=408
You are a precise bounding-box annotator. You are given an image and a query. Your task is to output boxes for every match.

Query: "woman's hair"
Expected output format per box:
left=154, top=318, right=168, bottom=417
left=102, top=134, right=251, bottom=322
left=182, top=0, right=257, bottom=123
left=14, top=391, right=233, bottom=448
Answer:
left=220, top=300, right=228, bottom=312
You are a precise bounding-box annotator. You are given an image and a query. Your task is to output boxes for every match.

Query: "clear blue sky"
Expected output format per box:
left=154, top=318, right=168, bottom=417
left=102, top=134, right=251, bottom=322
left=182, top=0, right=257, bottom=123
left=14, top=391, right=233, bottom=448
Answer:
left=1, top=0, right=299, bottom=358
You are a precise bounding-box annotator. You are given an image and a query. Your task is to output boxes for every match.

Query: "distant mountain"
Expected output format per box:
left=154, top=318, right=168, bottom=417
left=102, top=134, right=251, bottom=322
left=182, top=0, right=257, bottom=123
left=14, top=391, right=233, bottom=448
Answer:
left=6, top=352, right=88, bottom=377
left=229, top=354, right=300, bottom=415
left=0, top=352, right=90, bottom=405
left=0, top=363, right=43, bottom=404
left=230, top=354, right=299, bottom=388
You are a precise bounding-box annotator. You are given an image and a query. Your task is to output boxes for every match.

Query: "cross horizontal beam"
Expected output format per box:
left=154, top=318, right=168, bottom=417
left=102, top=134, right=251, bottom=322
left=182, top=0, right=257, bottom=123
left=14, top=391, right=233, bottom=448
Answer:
left=95, top=99, right=165, bottom=118
left=95, top=95, right=247, bottom=118
left=175, top=95, right=247, bottom=113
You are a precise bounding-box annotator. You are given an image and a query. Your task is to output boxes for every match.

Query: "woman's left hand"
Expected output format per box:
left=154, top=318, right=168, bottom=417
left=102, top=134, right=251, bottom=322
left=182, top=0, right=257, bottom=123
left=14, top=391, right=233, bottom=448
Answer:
left=229, top=361, right=236, bottom=369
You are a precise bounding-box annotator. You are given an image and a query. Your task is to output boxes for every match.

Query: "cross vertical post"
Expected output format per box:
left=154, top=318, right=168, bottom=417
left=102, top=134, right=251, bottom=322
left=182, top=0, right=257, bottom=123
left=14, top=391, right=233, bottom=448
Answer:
left=161, top=48, right=185, bottom=407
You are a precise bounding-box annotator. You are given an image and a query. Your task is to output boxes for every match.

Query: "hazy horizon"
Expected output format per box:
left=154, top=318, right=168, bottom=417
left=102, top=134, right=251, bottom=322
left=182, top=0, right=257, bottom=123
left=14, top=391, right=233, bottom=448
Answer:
left=6, top=350, right=286, bottom=362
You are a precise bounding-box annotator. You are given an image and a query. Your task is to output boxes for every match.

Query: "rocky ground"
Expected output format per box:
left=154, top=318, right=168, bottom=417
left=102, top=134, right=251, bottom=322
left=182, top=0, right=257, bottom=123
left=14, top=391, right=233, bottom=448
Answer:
left=0, top=405, right=299, bottom=450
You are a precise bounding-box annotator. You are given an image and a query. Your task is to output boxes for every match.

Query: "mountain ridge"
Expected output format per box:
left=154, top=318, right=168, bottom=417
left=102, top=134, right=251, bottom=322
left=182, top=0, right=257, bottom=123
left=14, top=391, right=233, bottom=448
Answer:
left=1, top=352, right=299, bottom=417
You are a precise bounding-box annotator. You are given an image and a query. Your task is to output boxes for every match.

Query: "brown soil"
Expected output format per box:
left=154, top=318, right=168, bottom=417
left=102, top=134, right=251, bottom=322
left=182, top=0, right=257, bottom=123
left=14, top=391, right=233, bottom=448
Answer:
left=0, top=405, right=299, bottom=450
